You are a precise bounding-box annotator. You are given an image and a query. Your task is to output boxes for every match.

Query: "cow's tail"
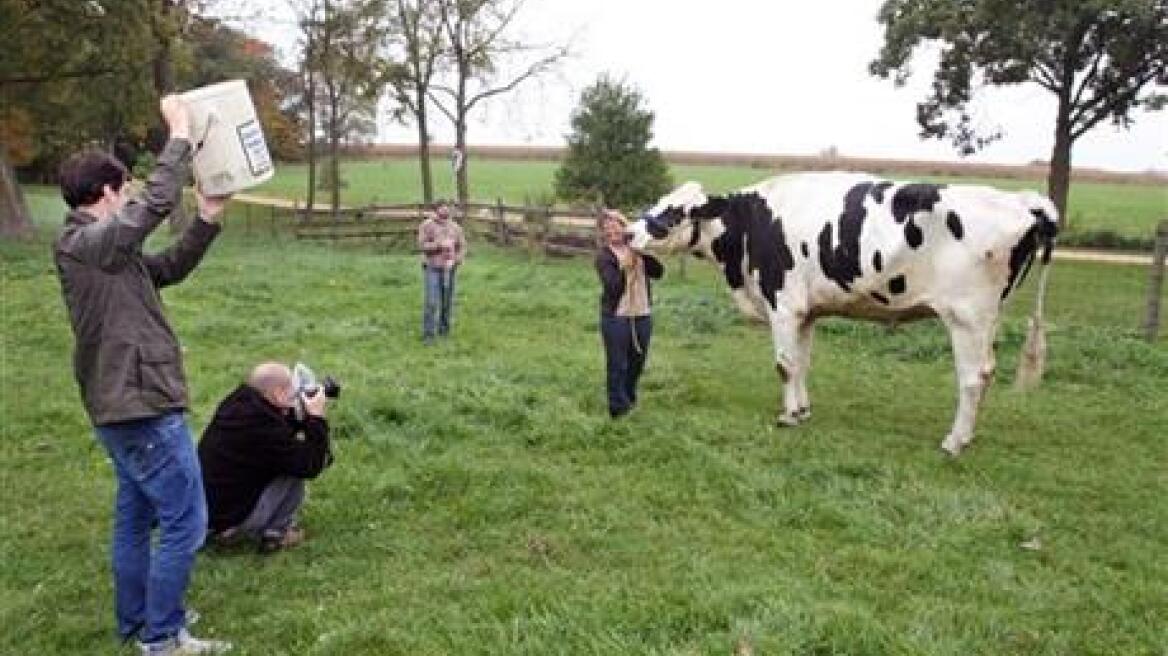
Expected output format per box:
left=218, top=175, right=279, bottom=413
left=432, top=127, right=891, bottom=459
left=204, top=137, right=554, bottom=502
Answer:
left=1015, top=192, right=1059, bottom=390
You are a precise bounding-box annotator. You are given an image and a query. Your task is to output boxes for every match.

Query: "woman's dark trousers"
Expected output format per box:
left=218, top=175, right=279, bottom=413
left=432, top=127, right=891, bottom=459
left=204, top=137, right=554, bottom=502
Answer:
left=600, top=314, right=651, bottom=417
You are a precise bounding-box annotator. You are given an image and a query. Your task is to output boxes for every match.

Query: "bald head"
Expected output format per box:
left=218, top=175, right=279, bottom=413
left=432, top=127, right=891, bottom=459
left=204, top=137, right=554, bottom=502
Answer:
left=248, top=362, right=294, bottom=407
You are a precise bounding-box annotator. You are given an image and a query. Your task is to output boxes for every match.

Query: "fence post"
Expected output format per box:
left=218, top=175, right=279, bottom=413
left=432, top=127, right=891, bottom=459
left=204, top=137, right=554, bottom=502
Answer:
left=541, top=203, right=552, bottom=255
left=1143, top=219, right=1168, bottom=342
left=495, top=198, right=507, bottom=246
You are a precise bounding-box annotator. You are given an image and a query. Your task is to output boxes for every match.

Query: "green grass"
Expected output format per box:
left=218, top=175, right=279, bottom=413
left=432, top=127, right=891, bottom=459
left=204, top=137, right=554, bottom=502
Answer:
left=250, top=157, right=1168, bottom=245
left=2, top=196, right=1165, bottom=654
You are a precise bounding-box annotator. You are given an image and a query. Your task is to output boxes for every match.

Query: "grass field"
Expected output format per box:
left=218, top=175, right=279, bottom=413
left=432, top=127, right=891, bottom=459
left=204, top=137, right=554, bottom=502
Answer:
left=1, top=191, right=1165, bottom=655
left=250, top=157, right=1167, bottom=245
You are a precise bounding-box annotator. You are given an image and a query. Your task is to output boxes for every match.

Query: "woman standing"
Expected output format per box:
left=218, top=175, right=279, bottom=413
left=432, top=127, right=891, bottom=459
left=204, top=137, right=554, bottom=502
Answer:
left=595, top=210, right=664, bottom=418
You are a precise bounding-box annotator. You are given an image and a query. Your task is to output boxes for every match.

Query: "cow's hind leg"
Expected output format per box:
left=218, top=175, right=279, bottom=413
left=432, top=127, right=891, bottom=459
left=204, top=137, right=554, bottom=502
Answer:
left=939, top=309, right=998, bottom=456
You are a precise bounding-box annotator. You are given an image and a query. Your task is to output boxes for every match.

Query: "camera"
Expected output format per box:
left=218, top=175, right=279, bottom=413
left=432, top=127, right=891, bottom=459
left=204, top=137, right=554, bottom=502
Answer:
left=314, top=375, right=342, bottom=399
left=291, top=363, right=341, bottom=417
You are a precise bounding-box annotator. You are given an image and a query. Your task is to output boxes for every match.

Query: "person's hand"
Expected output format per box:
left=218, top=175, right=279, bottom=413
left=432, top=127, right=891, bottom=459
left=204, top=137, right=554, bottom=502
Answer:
left=160, top=95, right=191, bottom=141
left=196, top=190, right=232, bottom=223
left=614, top=245, right=636, bottom=271
left=303, top=388, right=327, bottom=418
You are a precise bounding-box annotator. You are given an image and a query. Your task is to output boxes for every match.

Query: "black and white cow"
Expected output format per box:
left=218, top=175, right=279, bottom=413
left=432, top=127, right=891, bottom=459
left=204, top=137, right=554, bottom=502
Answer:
left=627, top=172, right=1058, bottom=455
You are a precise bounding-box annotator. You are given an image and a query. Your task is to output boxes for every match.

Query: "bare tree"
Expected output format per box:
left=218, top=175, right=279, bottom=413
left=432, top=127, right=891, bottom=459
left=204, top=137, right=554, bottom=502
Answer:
left=429, top=0, right=566, bottom=212
left=385, top=0, right=445, bottom=203
left=320, top=0, right=389, bottom=214
left=289, top=0, right=327, bottom=215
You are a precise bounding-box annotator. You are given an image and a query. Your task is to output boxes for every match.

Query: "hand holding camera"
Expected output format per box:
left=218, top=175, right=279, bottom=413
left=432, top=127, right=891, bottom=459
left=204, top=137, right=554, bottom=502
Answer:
left=303, top=385, right=328, bottom=418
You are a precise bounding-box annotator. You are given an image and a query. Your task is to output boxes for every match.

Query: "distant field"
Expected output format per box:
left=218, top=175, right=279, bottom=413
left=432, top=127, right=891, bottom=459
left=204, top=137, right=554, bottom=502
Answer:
left=252, top=157, right=1166, bottom=244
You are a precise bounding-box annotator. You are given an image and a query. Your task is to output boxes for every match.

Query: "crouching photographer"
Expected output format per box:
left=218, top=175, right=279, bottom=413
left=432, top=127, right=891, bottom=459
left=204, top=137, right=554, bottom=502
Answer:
left=198, top=362, right=338, bottom=554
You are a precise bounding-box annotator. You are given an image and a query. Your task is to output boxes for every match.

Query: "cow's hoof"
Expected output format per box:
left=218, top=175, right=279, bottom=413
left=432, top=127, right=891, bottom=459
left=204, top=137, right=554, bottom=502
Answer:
left=940, top=435, right=964, bottom=457
left=776, top=413, right=801, bottom=427
left=796, top=406, right=812, bottom=421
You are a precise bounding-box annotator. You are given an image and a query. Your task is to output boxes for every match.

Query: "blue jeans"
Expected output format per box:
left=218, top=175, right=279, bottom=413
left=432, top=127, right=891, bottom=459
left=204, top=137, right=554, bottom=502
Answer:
left=94, top=412, right=208, bottom=644
left=422, top=264, right=457, bottom=339
left=600, top=314, right=652, bottom=416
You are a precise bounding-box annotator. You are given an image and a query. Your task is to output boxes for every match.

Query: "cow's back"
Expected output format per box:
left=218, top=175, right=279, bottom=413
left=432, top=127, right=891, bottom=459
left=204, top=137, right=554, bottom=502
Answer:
left=745, top=172, right=1047, bottom=320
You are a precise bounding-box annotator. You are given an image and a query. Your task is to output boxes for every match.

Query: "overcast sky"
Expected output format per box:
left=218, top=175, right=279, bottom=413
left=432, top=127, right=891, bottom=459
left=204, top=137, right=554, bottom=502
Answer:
left=243, top=0, right=1167, bottom=173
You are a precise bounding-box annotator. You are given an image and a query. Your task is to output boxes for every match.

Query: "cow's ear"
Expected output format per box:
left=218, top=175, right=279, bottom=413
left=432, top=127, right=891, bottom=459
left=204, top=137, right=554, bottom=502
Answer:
left=693, top=196, right=728, bottom=219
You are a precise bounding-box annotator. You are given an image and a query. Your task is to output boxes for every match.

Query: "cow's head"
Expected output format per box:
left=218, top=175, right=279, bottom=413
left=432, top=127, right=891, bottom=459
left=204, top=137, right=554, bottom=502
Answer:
left=627, top=181, right=729, bottom=256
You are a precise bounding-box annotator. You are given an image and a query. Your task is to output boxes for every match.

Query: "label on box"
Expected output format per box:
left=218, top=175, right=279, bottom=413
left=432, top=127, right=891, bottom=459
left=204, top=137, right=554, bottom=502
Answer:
left=236, top=119, right=273, bottom=177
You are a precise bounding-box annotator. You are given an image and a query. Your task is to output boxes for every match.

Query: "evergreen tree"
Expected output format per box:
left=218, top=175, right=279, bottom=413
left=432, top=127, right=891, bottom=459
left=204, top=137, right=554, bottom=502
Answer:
left=555, top=75, right=672, bottom=211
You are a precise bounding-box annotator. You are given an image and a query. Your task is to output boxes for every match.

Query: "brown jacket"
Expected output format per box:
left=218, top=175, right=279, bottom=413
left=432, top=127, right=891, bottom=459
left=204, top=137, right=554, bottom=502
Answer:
left=53, top=139, right=222, bottom=426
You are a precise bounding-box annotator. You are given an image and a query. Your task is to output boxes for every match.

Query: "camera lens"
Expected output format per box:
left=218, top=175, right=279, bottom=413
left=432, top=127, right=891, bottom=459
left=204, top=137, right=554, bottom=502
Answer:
left=322, top=376, right=341, bottom=399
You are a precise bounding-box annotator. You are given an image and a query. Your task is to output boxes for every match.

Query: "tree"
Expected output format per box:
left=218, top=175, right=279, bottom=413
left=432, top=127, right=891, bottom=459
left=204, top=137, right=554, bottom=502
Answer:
left=870, top=0, right=1168, bottom=223
left=0, top=0, right=158, bottom=235
left=302, top=0, right=390, bottom=215
left=554, top=75, right=672, bottom=212
left=430, top=0, right=567, bottom=213
left=384, top=0, right=445, bottom=203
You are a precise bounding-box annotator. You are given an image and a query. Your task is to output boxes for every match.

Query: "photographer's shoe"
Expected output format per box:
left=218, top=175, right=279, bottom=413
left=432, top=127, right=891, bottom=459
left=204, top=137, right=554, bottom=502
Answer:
left=139, top=629, right=232, bottom=655
left=258, top=526, right=305, bottom=554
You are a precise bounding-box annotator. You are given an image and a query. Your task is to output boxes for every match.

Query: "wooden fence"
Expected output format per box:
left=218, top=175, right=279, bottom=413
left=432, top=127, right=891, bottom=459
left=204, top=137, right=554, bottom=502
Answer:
left=287, top=201, right=604, bottom=257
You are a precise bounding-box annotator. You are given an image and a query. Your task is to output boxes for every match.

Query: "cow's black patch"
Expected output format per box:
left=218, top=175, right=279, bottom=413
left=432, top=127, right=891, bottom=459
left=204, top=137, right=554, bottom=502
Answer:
left=818, top=182, right=872, bottom=291
left=904, top=222, right=924, bottom=248
left=872, top=250, right=883, bottom=272
left=646, top=207, right=682, bottom=239
left=710, top=233, right=743, bottom=289
left=946, top=211, right=964, bottom=240
left=870, top=292, right=890, bottom=305
left=891, top=184, right=944, bottom=223
left=817, top=223, right=835, bottom=284
left=892, top=183, right=943, bottom=250
left=869, top=181, right=894, bottom=203
left=801, top=241, right=809, bottom=258
left=889, top=275, right=906, bottom=295
left=716, top=192, right=794, bottom=308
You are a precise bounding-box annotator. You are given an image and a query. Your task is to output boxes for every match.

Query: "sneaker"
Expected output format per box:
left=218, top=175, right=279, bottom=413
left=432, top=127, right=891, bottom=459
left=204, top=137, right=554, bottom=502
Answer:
left=139, top=629, right=232, bottom=655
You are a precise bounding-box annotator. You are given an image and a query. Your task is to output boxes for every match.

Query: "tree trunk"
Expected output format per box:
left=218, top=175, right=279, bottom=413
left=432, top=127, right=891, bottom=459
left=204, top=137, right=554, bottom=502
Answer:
left=455, top=115, right=468, bottom=218
left=1046, top=95, right=1073, bottom=226
left=305, top=69, right=317, bottom=218
left=0, top=145, right=33, bottom=238
left=328, top=83, right=340, bottom=217
left=416, top=100, right=434, bottom=204
left=151, top=0, right=177, bottom=94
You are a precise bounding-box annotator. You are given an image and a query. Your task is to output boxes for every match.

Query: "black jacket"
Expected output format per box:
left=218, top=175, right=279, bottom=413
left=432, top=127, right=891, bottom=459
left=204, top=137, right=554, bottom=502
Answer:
left=198, top=384, right=332, bottom=531
left=54, top=139, right=222, bottom=425
left=594, top=246, right=664, bottom=316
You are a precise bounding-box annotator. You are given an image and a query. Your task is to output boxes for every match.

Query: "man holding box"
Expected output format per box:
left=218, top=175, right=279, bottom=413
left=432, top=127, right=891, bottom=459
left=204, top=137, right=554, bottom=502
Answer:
left=54, top=95, right=233, bottom=655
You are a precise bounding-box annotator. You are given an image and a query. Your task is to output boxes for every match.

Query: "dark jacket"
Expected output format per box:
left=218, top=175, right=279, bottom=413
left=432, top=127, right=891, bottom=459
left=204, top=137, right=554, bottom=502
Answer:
left=53, top=139, right=222, bottom=425
left=594, top=246, right=664, bottom=316
left=198, top=384, right=333, bottom=531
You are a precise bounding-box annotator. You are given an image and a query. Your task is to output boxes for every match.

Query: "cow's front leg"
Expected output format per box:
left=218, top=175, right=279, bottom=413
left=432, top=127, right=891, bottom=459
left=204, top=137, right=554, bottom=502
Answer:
left=940, top=310, right=998, bottom=456
left=770, top=309, right=806, bottom=427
